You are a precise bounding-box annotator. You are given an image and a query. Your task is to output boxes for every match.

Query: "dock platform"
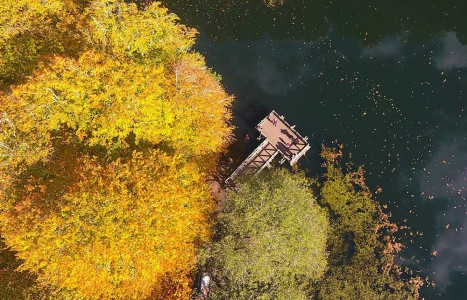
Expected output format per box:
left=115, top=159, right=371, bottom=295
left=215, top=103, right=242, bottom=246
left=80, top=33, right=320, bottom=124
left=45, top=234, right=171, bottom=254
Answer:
left=226, top=111, right=310, bottom=183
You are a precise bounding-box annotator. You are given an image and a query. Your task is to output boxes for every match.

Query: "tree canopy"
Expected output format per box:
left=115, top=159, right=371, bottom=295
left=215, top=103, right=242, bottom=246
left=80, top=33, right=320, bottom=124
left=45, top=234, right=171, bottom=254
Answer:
left=203, top=147, right=422, bottom=300
left=0, top=0, right=232, bottom=299
left=2, top=148, right=213, bottom=299
left=0, top=0, right=84, bottom=86
left=315, top=145, right=423, bottom=300
left=206, top=169, right=329, bottom=300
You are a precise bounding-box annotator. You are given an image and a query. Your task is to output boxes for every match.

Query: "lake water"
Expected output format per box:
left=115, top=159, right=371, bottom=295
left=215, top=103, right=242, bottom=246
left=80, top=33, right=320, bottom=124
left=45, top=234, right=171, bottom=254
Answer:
left=163, top=1, right=466, bottom=298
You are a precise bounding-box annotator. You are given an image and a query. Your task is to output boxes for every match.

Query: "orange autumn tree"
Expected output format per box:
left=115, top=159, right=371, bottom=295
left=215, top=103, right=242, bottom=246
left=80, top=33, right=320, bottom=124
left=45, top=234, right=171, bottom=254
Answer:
left=2, top=147, right=212, bottom=299
left=0, top=0, right=232, bottom=299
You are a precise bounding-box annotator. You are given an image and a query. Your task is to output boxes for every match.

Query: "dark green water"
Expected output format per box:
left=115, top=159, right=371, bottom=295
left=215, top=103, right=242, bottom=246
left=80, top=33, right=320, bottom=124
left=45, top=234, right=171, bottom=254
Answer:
left=162, top=1, right=467, bottom=298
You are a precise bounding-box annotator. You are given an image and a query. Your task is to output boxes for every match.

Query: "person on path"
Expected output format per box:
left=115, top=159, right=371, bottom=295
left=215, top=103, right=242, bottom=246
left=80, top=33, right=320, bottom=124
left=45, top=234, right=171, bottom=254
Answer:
left=200, top=274, right=210, bottom=300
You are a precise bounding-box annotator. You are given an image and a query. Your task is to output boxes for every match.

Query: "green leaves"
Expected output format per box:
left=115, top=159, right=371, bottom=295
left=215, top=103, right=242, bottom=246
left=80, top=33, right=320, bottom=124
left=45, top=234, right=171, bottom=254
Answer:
left=207, top=169, right=328, bottom=300
left=316, top=146, right=421, bottom=300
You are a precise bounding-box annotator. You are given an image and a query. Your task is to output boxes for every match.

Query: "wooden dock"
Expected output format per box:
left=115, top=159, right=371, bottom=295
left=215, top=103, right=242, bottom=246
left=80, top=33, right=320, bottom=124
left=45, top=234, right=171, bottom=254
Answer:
left=226, top=111, right=310, bottom=183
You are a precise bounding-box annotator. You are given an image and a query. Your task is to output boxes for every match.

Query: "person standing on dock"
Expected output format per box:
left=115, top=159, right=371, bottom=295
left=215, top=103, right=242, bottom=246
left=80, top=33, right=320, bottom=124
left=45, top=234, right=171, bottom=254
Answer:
left=273, top=118, right=278, bottom=127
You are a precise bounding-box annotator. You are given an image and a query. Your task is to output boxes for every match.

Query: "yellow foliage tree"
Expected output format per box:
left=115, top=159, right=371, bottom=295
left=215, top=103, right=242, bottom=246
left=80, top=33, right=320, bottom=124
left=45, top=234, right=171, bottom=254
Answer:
left=82, top=0, right=196, bottom=62
left=2, top=145, right=212, bottom=299
left=2, top=51, right=231, bottom=155
left=0, top=0, right=83, bottom=86
left=0, top=0, right=233, bottom=299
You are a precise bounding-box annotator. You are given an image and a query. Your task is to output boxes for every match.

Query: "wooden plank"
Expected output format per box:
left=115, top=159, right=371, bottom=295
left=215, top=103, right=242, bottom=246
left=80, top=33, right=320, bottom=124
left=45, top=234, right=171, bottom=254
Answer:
left=226, top=111, right=311, bottom=183
left=226, top=139, right=273, bottom=182
left=255, top=111, right=309, bottom=164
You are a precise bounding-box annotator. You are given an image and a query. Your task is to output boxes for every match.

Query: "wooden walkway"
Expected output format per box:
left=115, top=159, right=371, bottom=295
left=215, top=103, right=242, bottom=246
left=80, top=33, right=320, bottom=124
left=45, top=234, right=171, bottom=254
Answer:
left=226, top=111, right=310, bottom=183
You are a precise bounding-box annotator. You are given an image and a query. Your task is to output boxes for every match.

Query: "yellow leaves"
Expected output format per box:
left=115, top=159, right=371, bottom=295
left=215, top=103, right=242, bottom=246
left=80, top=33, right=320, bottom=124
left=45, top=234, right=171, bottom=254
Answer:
left=0, top=1, right=233, bottom=299
left=4, top=52, right=166, bottom=148
left=0, top=98, right=53, bottom=182
left=0, top=0, right=84, bottom=85
left=0, top=0, right=65, bottom=41
left=84, top=0, right=196, bottom=62
left=4, top=49, right=233, bottom=156
left=1, top=149, right=213, bottom=299
left=168, top=52, right=234, bottom=154
left=1, top=0, right=233, bottom=154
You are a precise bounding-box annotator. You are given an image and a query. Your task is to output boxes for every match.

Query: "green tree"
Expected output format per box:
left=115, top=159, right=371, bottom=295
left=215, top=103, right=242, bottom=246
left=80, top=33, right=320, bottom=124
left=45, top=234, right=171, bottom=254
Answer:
left=316, top=145, right=422, bottom=300
left=206, top=169, right=328, bottom=300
